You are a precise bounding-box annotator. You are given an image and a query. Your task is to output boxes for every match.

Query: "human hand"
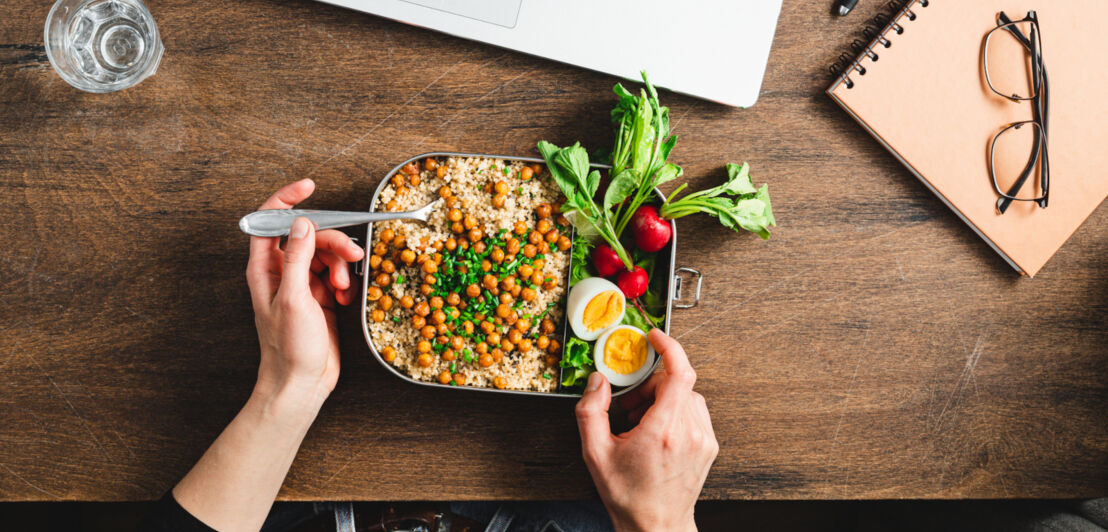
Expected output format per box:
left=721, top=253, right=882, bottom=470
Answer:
left=246, top=179, right=365, bottom=409
left=575, top=329, right=718, bottom=532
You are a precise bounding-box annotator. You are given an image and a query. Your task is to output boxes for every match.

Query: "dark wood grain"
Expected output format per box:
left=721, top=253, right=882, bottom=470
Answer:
left=1, top=0, right=1105, bottom=502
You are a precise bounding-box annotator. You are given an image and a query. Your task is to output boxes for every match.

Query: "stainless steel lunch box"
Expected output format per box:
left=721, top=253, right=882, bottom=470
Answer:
left=359, top=152, right=702, bottom=398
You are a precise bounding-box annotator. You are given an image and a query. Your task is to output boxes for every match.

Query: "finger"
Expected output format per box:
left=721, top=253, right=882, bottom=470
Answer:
left=335, top=286, right=358, bottom=307
left=311, top=256, right=326, bottom=274
left=258, top=178, right=315, bottom=210
left=278, top=217, right=316, bottom=299
left=616, top=372, right=662, bottom=411
left=309, top=271, right=335, bottom=309
left=317, top=249, right=351, bottom=291
left=247, top=238, right=281, bottom=307
left=649, top=328, right=697, bottom=412
left=575, top=372, right=614, bottom=463
left=316, top=229, right=365, bottom=263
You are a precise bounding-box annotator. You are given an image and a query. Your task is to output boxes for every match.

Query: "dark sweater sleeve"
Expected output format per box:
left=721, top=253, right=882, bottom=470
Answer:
left=135, top=492, right=216, bottom=532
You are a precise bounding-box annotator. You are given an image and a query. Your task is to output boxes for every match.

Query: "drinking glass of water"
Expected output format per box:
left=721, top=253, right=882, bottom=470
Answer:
left=44, top=0, right=164, bottom=93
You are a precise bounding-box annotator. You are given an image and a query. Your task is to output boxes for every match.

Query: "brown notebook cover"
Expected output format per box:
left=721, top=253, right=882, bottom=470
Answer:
left=828, top=0, right=1108, bottom=277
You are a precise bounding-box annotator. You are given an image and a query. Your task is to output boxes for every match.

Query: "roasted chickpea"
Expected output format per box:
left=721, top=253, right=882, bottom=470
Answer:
left=536, top=219, right=552, bottom=234
left=510, top=285, right=521, bottom=298
left=496, top=303, right=511, bottom=319
left=489, top=180, right=506, bottom=195
left=483, top=274, right=498, bottom=290
left=501, top=338, right=514, bottom=352
left=545, top=354, right=559, bottom=366
left=393, top=250, right=412, bottom=266
left=367, top=285, right=383, bottom=301
left=518, top=338, right=533, bottom=353
left=442, top=349, right=456, bottom=362
left=547, top=339, right=561, bottom=354
left=480, top=320, right=496, bottom=335
left=371, top=309, right=385, bottom=322
left=395, top=186, right=409, bottom=197
left=438, top=371, right=453, bottom=384
left=516, top=264, right=533, bottom=278
left=420, top=283, right=434, bottom=296
left=447, top=208, right=463, bottom=223
left=373, top=242, right=388, bottom=256
left=515, top=318, right=532, bottom=332
left=453, top=373, right=467, bottom=385
left=492, top=194, right=507, bottom=208
left=423, top=158, right=438, bottom=171
left=378, top=295, right=394, bottom=311
left=421, top=260, right=438, bottom=275
left=431, top=240, right=443, bottom=251
left=538, top=241, right=551, bottom=255
left=500, top=276, right=516, bottom=292
left=369, top=255, right=382, bottom=270
left=542, top=277, right=557, bottom=290
left=382, top=346, right=397, bottom=362
left=437, top=335, right=449, bottom=345
left=533, top=258, right=546, bottom=270
left=409, top=174, right=421, bottom=186
left=417, top=353, right=433, bottom=367
left=493, top=376, right=508, bottom=389
left=557, top=235, right=571, bottom=251
left=486, top=331, right=501, bottom=345
left=491, top=349, right=504, bottom=363
left=401, top=162, right=419, bottom=175
left=476, top=341, right=490, bottom=355
left=513, top=288, right=533, bottom=303
left=536, top=335, right=550, bottom=350
left=462, top=214, right=477, bottom=230
left=421, top=325, right=436, bottom=339
left=462, top=320, right=475, bottom=335
left=520, top=166, right=533, bottom=181
left=541, top=319, right=556, bottom=334
left=480, top=260, right=492, bottom=273
left=522, top=244, right=537, bottom=258
left=513, top=221, right=528, bottom=235
left=508, top=329, right=523, bottom=344
left=465, top=283, right=481, bottom=298
left=468, top=228, right=483, bottom=243
left=412, top=315, right=427, bottom=329
left=375, top=273, right=392, bottom=287
left=449, top=307, right=460, bottom=320
left=391, top=175, right=406, bottom=188
left=528, top=231, right=543, bottom=246
left=436, top=323, right=448, bottom=335
left=535, top=204, right=552, bottom=219
left=398, top=295, right=414, bottom=309
left=450, top=335, right=465, bottom=351
left=436, top=165, right=448, bottom=179
left=490, top=247, right=505, bottom=264
left=432, top=309, right=446, bottom=325
left=451, top=221, right=465, bottom=234
left=439, top=185, right=453, bottom=199
left=478, top=353, right=494, bottom=367
left=441, top=292, right=459, bottom=307
left=529, top=163, right=543, bottom=175
left=386, top=199, right=399, bottom=211
left=378, top=228, right=395, bottom=243
left=379, top=259, right=395, bottom=274
left=417, top=340, right=432, bottom=353
left=545, top=229, right=560, bottom=243
left=530, top=272, right=544, bottom=286
left=473, top=241, right=487, bottom=254
left=429, top=296, right=444, bottom=309
left=556, top=215, right=570, bottom=226
left=445, top=238, right=457, bottom=252
left=505, top=311, right=518, bottom=325
left=414, top=301, right=431, bottom=317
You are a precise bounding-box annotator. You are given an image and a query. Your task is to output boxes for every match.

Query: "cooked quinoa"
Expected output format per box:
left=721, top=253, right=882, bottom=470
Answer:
left=366, top=156, right=571, bottom=392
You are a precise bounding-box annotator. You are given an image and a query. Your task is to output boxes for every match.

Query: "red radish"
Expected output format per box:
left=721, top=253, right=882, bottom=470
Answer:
left=617, top=266, right=649, bottom=298
left=630, top=205, right=671, bottom=252
left=592, top=244, right=624, bottom=277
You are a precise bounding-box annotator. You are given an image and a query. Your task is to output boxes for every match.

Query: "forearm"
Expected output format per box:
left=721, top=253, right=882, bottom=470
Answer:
left=171, top=384, right=324, bottom=532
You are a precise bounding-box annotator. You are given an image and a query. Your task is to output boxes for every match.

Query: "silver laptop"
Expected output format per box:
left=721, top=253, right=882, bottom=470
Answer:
left=318, top=0, right=783, bottom=108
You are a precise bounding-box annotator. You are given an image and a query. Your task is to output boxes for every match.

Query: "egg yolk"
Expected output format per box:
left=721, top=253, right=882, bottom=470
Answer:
left=604, top=329, right=647, bottom=375
left=583, top=290, right=623, bottom=331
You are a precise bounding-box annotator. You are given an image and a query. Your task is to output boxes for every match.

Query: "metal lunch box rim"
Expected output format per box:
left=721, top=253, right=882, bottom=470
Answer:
left=360, top=151, right=676, bottom=398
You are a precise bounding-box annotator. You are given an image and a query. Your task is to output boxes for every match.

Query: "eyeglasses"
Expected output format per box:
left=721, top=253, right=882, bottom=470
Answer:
left=983, top=11, right=1050, bottom=214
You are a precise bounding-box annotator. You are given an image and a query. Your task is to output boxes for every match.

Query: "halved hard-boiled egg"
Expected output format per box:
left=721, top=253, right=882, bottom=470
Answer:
left=595, top=325, right=655, bottom=387
left=567, top=277, right=626, bottom=341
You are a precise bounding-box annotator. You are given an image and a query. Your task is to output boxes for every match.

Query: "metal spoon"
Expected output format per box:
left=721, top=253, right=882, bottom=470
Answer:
left=239, top=200, right=440, bottom=237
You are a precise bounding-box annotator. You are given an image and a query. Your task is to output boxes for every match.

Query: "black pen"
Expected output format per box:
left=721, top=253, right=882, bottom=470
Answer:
left=835, top=0, right=860, bottom=16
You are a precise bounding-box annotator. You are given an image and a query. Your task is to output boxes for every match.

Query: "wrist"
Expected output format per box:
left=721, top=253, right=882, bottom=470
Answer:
left=249, top=377, right=328, bottom=428
left=609, top=510, right=696, bottom=532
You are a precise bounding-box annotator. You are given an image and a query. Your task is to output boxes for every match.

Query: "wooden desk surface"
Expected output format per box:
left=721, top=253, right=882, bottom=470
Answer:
left=1, top=0, right=1106, bottom=502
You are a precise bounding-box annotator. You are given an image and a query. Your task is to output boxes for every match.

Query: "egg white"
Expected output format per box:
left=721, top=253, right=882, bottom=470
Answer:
left=594, top=325, right=656, bottom=387
left=566, top=277, right=626, bottom=341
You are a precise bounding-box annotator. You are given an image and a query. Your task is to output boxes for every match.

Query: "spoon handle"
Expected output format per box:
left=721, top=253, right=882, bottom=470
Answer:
left=239, top=209, right=420, bottom=237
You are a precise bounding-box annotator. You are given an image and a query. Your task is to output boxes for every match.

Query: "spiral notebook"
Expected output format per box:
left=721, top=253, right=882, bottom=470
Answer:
left=827, top=0, right=1108, bottom=277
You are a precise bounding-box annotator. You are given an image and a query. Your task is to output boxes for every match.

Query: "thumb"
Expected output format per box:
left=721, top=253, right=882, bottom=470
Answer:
left=575, top=372, right=613, bottom=461
left=280, top=217, right=316, bottom=296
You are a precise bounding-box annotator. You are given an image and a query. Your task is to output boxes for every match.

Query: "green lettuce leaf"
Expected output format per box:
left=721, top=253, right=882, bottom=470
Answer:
left=560, top=336, right=594, bottom=387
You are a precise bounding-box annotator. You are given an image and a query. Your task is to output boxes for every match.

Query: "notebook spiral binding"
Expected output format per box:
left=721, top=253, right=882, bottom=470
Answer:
left=829, top=0, right=931, bottom=89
